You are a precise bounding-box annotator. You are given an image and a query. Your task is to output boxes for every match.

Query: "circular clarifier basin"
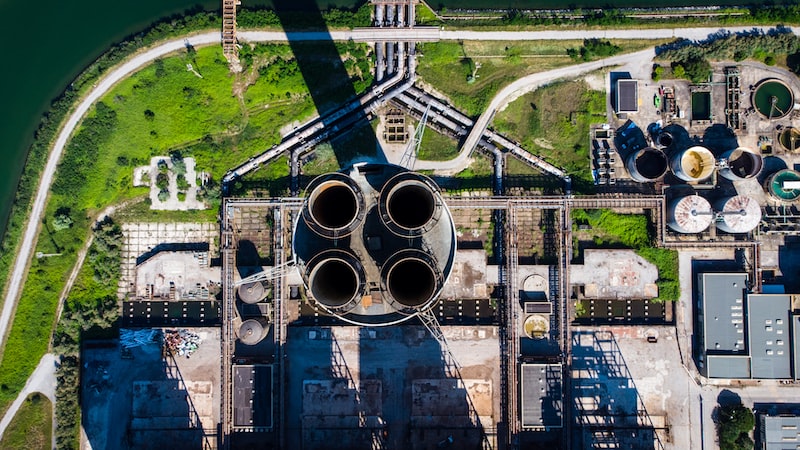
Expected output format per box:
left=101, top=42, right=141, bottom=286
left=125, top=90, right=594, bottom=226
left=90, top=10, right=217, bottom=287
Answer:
left=779, top=127, right=800, bottom=152
left=753, top=79, right=794, bottom=120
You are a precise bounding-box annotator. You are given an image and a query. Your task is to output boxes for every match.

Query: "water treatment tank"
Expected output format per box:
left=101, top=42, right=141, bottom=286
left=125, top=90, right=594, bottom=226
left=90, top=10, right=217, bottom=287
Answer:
left=237, top=281, right=269, bottom=304
left=237, top=318, right=269, bottom=346
left=670, top=146, right=715, bottom=182
left=667, top=195, right=713, bottom=233
left=765, top=169, right=800, bottom=202
left=714, top=196, right=762, bottom=233
left=625, top=147, right=668, bottom=182
left=719, top=147, right=763, bottom=181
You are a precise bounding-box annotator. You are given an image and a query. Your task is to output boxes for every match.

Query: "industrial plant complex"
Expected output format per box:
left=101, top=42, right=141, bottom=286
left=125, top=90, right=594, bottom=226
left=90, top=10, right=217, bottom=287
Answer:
left=71, top=2, right=800, bottom=450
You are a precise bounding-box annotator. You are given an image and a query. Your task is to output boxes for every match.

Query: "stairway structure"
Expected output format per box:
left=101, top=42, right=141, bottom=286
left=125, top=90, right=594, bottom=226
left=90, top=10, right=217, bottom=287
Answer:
left=222, top=0, right=241, bottom=67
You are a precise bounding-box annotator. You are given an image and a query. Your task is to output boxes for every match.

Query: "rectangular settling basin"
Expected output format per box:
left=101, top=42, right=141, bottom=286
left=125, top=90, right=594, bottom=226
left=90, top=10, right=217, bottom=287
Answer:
left=691, top=92, right=712, bottom=121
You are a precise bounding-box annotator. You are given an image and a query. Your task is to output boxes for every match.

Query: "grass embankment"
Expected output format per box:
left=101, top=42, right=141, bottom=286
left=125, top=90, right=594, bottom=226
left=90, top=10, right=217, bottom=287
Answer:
left=572, top=209, right=678, bottom=302
left=0, top=393, right=52, bottom=450
left=0, top=40, right=373, bottom=424
left=416, top=39, right=664, bottom=118
left=493, top=79, right=605, bottom=190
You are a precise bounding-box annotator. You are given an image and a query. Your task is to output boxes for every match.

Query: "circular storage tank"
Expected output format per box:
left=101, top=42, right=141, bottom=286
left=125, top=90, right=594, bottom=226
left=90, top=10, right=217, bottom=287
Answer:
left=382, top=251, right=440, bottom=309
left=714, top=196, right=762, bottom=233
left=719, top=147, right=763, bottom=181
left=523, top=315, right=550, bottom=340
left=522, top=274, right=548, bottom=300
left=308, top=251, right=365, bottom=311
left=237, top=318, right=268, bottom=346
left=656, top=131, right=674, bottom=148
left=753, top=79, right=794, bottom=120
left=302, top=173, right=365, bottom=238
left=667, top=195, right=713, bottom=233
left=625, top=147, right=668, bottom=182
left=778, top=127, right=800, bottom=153
left=237, top=281, right=266, bottom=304
left=765, top=169, right=800, bottom=202
left=670, top=146, right=715, bottom=182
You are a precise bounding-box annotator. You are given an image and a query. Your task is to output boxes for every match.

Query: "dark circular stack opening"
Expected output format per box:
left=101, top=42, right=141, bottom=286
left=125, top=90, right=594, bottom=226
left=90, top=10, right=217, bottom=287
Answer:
left=636, top=148, right=668, bottom=179
left=657, top=132, right=673, bottom=148
left=310, top=259, right=359, bottom=307
left=729, top=150, right=762, bottom=178
left=310, top=182, right=358, bottom=229
left=387, top=182, right=435, bottom=230
left=387, top=258, right=436, bottom=307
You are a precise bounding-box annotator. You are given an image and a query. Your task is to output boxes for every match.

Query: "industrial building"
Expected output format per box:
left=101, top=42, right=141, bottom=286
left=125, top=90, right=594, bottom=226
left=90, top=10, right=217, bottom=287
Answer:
left=695, top=273, right=800, bottom=379
left=759, top=411, right=800, bottom=450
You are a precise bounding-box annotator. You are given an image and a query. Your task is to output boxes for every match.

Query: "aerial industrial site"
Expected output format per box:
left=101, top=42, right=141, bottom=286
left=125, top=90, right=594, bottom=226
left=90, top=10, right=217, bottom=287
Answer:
left=56, top=2, right=800, bottom=450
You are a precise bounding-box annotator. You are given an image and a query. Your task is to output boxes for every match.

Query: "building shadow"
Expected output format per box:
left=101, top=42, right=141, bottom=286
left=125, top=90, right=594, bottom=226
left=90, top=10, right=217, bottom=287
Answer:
left=570, top=330, right=663, bottom=450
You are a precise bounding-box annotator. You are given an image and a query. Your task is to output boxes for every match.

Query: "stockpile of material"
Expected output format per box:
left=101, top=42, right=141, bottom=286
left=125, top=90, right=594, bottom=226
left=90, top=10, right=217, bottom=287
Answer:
left=120, top=329, right=161, bottom=349
left=163, top=329, right=201, bottom=357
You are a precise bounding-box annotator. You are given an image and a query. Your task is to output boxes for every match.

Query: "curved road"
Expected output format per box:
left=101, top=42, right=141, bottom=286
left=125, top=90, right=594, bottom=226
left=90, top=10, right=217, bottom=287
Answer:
left=0, top=25, right=793, bottom=431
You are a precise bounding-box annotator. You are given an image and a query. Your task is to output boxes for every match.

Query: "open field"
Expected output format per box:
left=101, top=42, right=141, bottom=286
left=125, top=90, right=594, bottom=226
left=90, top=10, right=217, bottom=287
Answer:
left=0, top=393, right=52, bottom=450
left=417, top=39, right=666, bottom=117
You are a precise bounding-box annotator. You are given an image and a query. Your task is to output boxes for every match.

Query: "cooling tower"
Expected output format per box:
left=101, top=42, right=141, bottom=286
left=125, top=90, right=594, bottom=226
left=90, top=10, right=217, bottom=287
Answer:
left=670, top=146, right=715, bottom=182
left=293, top=164, right=457, bottom=326
left=237, top=318, right=269, bottom=346
left=625, top=147, right=668, bottom=182
left=714, top=196, right=762, bottom=233
left=301, top=172, right=365, bottom=239
left=667, top=195, right=713, bottom=233
left=719, top=147, right=763, bottom=181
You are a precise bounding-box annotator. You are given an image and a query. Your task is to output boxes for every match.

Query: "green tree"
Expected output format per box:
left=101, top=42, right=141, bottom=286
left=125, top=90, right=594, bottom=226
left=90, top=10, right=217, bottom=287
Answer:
left=717, top=404, right=755, bottom=450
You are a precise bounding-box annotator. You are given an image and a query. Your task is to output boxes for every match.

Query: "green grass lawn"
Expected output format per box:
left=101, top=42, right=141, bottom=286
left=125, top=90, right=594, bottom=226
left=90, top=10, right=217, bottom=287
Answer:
left=0, top=393, right=52, bottom=450
left=492, top=79, right=605, bottom=189
left=417, top=125, right=460, bottom=161
left=417, top=39, right=664, bottom=117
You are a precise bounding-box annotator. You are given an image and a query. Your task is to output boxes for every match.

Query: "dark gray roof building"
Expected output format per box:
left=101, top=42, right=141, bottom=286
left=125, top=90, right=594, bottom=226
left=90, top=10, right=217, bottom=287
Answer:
left=616, top=79, right=639, bottom=114
left=760, top=413, right=800, bottom=450
left=521, top=364, right=563, bottom=429
left=747, top=294, right=792, bottom=379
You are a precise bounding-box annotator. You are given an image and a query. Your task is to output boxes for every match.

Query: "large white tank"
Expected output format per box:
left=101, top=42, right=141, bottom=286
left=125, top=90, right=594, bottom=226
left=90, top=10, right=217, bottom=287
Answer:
left=670, top=146, right=715, bottom=182
left=667, top=195, right=713, bottom=233
left=714, top=196, right=762, bottom=233
left=237, top=318, right=269, bottom=346
left=719, top=147, right=762, bottom=181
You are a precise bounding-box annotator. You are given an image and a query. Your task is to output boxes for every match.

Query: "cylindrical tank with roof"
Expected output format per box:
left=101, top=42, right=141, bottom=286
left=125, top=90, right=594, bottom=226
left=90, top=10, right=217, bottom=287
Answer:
left=713, top=195, right=762, bottom=233
left=765, top=169, right=800, bottom=202
left=667, top=194, right=714, bottom=233
left=237, top=280, right=270, bottom=304
left=670, top=146, right=715, bottom=182
left=236, top=317, right=269, bottom=346
left=293, top=164, right=457, bottom=326
left=719, top=147, right=763, bottom=181
left=625, top=147, right=668, bottom=182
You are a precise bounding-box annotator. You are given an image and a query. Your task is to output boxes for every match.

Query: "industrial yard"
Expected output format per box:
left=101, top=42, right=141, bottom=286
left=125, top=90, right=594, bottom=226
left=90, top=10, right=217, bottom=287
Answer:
left=69, top=2, right=800, bottom=450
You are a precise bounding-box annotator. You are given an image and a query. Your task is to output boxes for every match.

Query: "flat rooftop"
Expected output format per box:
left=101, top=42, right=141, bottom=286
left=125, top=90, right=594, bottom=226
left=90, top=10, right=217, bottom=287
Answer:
left=232, top=365, right=273, bottom=430
left=700, top=273, right=747, bottom=354
left=747, top=294, right=792, bottom=379
left=521, top=364, right=563, bottom=429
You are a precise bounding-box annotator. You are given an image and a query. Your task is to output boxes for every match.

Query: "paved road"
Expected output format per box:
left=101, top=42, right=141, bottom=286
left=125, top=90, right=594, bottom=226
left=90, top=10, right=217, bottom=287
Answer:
left=0, top=354, right=56, bottom=442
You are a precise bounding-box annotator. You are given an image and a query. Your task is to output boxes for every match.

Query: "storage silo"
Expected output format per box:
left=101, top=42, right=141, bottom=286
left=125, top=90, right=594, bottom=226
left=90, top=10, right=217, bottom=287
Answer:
left=625, top=147, right=668, bottom=182
left=667, top=195, right=713, bottom=233
left=237, top=280, right=268, bottom=304
left=236, top=317, right=269, bottom=346
left=765, top=169, right=800, bottom=203
left=293, top=164, right=457, bottom=326
left=719, top=147, right=763, bottom=181
left=714, top=196, right=762, bottom=233
left=670, top=146, right=715, bottom=182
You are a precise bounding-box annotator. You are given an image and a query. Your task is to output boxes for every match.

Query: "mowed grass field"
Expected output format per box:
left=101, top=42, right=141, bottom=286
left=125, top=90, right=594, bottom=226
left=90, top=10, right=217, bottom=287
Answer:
left=417, top=39, right=665, bottom=117
left=0, top=393, right=52, bottom=450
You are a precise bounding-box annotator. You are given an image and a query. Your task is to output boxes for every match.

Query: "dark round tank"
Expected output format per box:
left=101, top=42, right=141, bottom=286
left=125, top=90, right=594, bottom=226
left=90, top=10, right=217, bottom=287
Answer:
left=387, top=181, right=436, bottom=230
left=309, top=258, right=361, bottom=308
left=720, top=147, right=763, bottom=181
left=386, top=257, right=436, bottom=307
left=626, top=147, right=668, bottom=182
left=309, top=181, right=358, bottom=229
left=656, top=131, right=673, bottom=148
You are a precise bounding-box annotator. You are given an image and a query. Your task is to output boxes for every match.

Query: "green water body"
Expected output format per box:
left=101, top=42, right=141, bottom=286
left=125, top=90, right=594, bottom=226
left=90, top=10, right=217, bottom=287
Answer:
left=754, top=80, right=794, bottom=119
